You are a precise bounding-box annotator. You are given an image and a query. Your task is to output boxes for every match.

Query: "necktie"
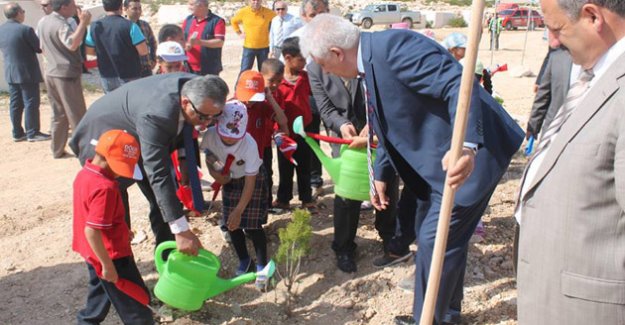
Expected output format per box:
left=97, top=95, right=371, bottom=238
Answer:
left=534, top=69, right=595, bottom=155
left=359, top=74, right=378, bottom=198
left=182, top=123, right=205, bottom=211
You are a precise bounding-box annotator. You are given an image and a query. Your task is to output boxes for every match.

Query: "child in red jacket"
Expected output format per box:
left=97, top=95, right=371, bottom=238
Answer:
left=274, top=37, right=315, bottom=212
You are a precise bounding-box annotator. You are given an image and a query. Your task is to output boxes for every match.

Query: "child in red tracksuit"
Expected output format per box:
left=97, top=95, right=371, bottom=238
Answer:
left=235, top=69, right=288, bottom=207
left=72, top=130, right=153, bottom=324
left=274, top=36, right=315, bottom=212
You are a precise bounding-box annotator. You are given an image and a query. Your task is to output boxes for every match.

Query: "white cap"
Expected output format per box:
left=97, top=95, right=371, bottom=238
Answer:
left=217, top=100, right=249, bottom=140
left=156, top=41, right=188, bottom=62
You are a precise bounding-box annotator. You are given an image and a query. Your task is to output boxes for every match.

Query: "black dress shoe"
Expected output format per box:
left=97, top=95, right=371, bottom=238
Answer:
left=336, top=253, right=357, bottom=273
left=394, top=315, right=416, bottom=325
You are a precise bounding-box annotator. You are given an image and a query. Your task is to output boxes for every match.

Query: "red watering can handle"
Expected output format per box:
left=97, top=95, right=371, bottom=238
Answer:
left=305, top=132, right=377, bottom=148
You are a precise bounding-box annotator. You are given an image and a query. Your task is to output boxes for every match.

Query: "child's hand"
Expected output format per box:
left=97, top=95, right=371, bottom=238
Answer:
left=101, top=263, right=119, bottom=283
left=227, top=209, right=242, bottom=231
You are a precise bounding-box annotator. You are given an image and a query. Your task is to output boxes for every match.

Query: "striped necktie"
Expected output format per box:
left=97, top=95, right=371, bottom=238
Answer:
left=534, top=69, right=594, bottom=155
left=359, top=74, right=378, bottom=198
left=276, top=18, right=284, bottom=47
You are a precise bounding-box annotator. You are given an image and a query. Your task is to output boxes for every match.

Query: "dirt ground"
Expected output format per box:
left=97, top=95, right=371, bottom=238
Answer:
left=0, top=26, right=546, bottom=324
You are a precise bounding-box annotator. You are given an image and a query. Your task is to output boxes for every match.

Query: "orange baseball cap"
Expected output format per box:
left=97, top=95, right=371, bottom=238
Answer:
left=94, top=129, right=142, bottom=180
left=236, top=70, right=265, bottom=102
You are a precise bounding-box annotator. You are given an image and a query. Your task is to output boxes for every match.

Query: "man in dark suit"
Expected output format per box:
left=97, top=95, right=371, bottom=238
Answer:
left=0, top=3, right=49, bottom=142
left=69, top=73, right=229, bottom=255
left=308, top=60, right=415, bottom=273
left=300, top=15, right=524, bottom=324
left=526, top=48, right=572, bottom=139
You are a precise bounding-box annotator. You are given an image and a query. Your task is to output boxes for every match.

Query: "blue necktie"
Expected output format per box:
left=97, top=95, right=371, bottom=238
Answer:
left=182, top=123, right=205, bottom=211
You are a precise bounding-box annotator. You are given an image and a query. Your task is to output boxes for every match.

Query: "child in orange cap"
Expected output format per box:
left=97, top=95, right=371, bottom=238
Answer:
left=200, top=101, right=272, bottom=290
left=235, top=69, right=288, bottom=207
left=73, top=130, right=154, bottom=324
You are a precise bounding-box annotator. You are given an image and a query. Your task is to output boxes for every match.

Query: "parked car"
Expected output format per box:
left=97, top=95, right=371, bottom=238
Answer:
left=349, top=3, right=421, bottom=29
left=498, top=8, right=544, bottom=30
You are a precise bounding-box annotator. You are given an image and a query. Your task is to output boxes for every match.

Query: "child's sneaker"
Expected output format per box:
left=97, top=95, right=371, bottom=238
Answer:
left=236, top=258, right=254, bottom=276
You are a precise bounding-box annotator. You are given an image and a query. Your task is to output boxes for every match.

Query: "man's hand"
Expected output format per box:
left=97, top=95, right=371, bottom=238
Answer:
left=227, top=208, right=242, bottom=231
left=348, top=136, right=367, bottom=149
left=441, top=148, right=476, bottom=189
left=79, top=9, right=92, bottom=25
left=189, top=37, right=201, bottom=46
left=340, top=123, right=358, bottom=140
left=370, top=180, right=389, bottom=211
left=358, top=124, right=369, bottom=138
left=175, top=230, right=203, bottom=256
left=101, top=263, right=118, bottom=283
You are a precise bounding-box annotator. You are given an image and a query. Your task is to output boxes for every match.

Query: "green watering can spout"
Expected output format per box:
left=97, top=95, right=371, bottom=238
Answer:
left=153, top=241, right=276, bottom=311
left=293, top=116, right=342, bottom=182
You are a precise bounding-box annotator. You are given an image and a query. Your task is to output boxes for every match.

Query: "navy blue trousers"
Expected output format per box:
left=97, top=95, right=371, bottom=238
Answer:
left=77, top=257, right=153, bottom=324
left=412, top=188, right=494, bottom=324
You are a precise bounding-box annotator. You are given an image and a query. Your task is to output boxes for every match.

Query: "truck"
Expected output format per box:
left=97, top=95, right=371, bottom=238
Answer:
left=348, top=3, right=421, bottom=29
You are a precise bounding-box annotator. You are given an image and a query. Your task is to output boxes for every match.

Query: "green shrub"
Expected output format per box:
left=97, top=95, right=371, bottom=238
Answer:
left=448, top=16, right=468, bottom=28
left=275, top=209, right=313, bottom=315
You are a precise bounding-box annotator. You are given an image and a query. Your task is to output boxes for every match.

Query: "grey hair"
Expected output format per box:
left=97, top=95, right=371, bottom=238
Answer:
left=300, top=13, right=360, bottom=60
left=3, top=3, right=21, bottom=19
left=558, top=0, right=625, bottom=20
left=50, top=0, right=71, bottom=12
left=181, top=75, right=229, bottom=109
left=193, top=0, right=208, bottom=6
left=300, top=0, right=328, bottom=15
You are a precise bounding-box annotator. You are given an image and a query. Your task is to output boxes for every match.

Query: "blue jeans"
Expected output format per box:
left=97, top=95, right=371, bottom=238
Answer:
left=8, top=82, right=40, bottom=139
left=240, top=47, right=269, bottom=72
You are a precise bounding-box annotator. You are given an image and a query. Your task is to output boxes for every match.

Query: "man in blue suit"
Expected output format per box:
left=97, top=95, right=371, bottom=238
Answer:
left=301, top=15, right=524, bottom=324
left=0, top=3, right=50, bottom=142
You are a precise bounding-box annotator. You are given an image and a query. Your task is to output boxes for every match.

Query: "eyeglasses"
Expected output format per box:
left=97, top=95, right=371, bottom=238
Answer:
left=275, top=7, right=286, bottom=11
left=41, top=4, right=49, bottom=7
left=188, top=99, right=222, bottom=122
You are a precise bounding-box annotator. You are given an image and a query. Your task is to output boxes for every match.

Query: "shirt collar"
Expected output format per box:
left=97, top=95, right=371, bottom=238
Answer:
left=571, top=36, right=625, bottom=87
left=84, top=159, right=116, bottom=180
left=357, top=37, right=365, bottom=75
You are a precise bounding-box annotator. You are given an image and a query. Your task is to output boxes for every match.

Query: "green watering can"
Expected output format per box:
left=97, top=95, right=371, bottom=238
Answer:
left=293, top=116, right=375, bottom=202
left=154, top=241, right=276, bottom=311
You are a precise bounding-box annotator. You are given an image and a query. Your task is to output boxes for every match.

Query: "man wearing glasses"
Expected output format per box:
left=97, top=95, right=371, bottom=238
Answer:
left=268, top=1, right=301, bottom=59
left=40, top=0, right=53, bottom=14
left=70, top=74, right=229, bottom=256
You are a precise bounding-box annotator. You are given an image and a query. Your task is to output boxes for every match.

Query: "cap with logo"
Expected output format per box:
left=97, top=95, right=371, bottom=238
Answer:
left=94, top=129, right=143, bottom=180
left=235, top=70, right=265, bottom=102
left=217, top=100, right=249, bottom=140
left=156, top=41, right=188, bottom=63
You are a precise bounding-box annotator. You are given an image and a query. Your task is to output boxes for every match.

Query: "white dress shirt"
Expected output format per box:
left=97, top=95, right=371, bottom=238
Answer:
left=269, top=13, right=302, bottom=51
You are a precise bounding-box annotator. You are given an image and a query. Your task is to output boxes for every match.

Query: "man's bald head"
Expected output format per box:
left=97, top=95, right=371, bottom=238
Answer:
left=3, top=2, right=23, bottom=20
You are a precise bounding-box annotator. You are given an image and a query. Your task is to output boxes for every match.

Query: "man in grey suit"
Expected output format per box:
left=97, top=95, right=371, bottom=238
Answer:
left=69, top=73, right=229, bottom=255
left=517, top=0, right=625, bottom=323
left=0, top=3, right=49, bottom=142
left=526, top=48, right=573, bottom=140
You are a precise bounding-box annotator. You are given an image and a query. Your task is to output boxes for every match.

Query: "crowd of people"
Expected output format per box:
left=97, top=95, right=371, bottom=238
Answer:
left=2, top=0, right=625, bottom=324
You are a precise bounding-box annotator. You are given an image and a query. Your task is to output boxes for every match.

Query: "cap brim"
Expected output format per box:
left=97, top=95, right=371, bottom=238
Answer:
left=109, top=160, right=143, bottom=181
left=159, top=54, right=188, bottom=62
left=248, top=92, right=265, bottom=102
left=217, top=123, right=246, bottom=140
